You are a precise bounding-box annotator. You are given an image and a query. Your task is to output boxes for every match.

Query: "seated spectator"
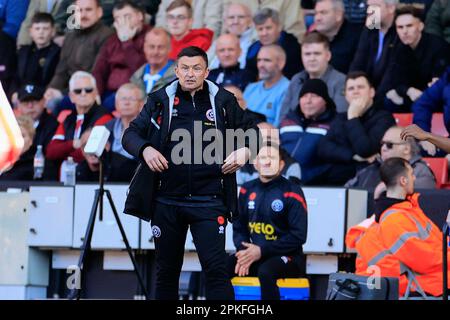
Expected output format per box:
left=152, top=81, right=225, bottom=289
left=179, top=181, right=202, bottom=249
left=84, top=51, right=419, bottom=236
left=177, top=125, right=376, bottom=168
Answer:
left=156, top=0, right=223, bottom=36
left=0, top=0, right=29, bottom=40
left=411, top=67, right=450, bottom=156
left=313, top=0, right=363, bottom=73
left=224, top=84, right=267, bottom=126
left=223, top=0, right=306, bottom=44
left=130, top=27, right=176, bottom=95
left=318, top=72, right=396, bottom=185
left=208, top=3, right=257, bottom=70
left=229, top=141, right=307, bottom=300
left=345, top=125, right=436, bottom=192
left=425, top=0, right=450, bottom=44
left=0, top=29, right=17, bottom=98
left=92, top=0, right=152, bottom=112
left=245, top=8, right=302, bottom=80
left=237, top=122, right=301, bottom=185
left=386, top=6, right=449, bottom=112
left=13, top=13, right=60, bottom=102
left=280, top=32, right=347, bottom=121
left=0, top=115, right=35, bottom=180
left=350, top=0, right=403, bottom=101
left=281, top=79, right=337, bottom=185
left=44, top=0, right=114, bottom=113
left=77, top=83, right=143, bottom=182
left=16, top=84, right=59, bottom=180
left=46, top=71, right=113, bottom=164
left=207, top=34, right=255, bottom=91
left=17, top=0, right=64, bottom=47
left=347, top=157, right=450, bottom=297
left=165, top=0, right=213, bottom=61
left=16, top=84, right=58, bottom=151
left=243, top=45, right=290, bottom=127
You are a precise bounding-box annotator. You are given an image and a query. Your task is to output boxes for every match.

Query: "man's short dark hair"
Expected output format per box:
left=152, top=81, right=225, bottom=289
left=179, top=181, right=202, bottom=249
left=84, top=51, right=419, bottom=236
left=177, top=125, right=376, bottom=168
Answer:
left=380, top=157, right=410, bottom=188
left=302, top=31, right=330, bottom=50
left=113, top=0, right=145, bottom=14
left=345, top=71, right=373, bottom=88
left=395, top=4, right=425, bottom=22
left=177, top=46, right=208, bottom=66
left=166, top=0, right=193, bottom=18
left=253, top=8, right=280, bottom=26
left=31, top=12, right=55, bottom=26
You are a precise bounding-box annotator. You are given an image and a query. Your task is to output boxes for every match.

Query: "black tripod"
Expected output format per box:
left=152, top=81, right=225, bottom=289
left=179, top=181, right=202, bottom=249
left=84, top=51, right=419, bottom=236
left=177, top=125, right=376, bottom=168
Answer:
left=68, top=156, right=149, bottom=300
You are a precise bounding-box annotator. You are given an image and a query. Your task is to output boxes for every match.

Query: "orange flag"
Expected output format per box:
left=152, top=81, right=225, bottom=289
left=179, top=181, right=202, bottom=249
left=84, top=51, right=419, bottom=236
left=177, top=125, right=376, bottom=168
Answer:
left=0, top=81, right=24, bottom=172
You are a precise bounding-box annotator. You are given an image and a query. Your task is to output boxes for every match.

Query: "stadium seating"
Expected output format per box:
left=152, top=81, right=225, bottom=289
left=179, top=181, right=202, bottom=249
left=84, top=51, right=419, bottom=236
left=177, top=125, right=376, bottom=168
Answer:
left=423, top=157, right=449, bottom=189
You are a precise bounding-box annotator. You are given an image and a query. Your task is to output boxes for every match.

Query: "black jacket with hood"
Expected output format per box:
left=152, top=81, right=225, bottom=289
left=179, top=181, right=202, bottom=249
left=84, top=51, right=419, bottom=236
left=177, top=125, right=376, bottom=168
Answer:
left=122, top=79, right=261, bottom=222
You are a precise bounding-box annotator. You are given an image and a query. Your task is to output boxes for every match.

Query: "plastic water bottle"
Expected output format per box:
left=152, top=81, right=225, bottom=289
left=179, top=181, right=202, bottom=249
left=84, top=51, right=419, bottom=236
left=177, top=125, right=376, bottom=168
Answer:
left=33, top=145, right=45, bottom=180
left=64, top=157, right=76, bottom=186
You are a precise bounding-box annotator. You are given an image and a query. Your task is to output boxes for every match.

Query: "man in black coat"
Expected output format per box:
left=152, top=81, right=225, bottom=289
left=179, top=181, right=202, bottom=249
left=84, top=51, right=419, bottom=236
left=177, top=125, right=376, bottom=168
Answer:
left=122, top=46, right=261, bottom=300
left=314, top=0, right=363, bottom=73
left=350, top=0, right=403, bottom=100
left=16, top=84, right=60, bottom=180
left=245, top=8, right=302, bottom=80
left=386, top=5, right=450, bottom=112
left=318, top=71, right=396, bottom=185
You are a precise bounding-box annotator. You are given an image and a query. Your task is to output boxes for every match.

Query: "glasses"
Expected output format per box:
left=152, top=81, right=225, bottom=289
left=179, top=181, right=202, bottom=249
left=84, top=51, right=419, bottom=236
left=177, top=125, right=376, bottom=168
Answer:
left=167, top=14, right=188, bottom=21
left=381, top=141, right=407, bottom=149
left=73, top=87, right=94, bottom=95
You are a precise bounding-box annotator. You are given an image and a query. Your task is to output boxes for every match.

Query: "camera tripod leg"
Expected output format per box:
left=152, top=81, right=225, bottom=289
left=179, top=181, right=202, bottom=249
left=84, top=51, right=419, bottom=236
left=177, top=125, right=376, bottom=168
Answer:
left=68, top=189, right=101, bottom=300
left=105, top=189, right=150, bottom=299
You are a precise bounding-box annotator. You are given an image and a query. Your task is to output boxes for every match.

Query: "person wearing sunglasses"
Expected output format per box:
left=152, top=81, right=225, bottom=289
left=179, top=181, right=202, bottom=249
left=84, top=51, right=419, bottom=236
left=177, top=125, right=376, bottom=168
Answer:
left=345, top=125, right=436, bottom=194
left=46, top=71, right=113, bottom=165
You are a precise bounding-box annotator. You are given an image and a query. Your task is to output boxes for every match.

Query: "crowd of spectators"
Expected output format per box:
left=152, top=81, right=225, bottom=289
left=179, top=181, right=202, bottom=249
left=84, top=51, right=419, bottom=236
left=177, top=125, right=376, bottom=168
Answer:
left=0, top=0, right=449, bottom=191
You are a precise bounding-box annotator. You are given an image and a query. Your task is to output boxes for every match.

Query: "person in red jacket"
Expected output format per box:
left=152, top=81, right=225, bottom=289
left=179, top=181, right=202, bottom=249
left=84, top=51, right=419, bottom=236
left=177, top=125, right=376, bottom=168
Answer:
left=165, top=0, right=213, bottom=61
left=92, top=0, right=152, bottom=111
left=46, top=71, right=113, bottom=164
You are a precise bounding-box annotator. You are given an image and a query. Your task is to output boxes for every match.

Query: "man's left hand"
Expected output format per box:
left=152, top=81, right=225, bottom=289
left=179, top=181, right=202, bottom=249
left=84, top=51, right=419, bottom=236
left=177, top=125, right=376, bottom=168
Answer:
left=235, top=242, right=261, bottom=268
left=222, top=147, right=250, bottom=174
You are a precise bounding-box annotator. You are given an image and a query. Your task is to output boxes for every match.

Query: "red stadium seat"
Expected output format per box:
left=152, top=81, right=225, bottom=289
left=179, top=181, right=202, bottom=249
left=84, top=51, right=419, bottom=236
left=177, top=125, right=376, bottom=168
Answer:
left=423, top=157, right=449, bottom=189
left=393, top=113, right=413, bottom=127
left=431, top=113, right=449, bottom=137
left=57, top=110, right=72, bottom=124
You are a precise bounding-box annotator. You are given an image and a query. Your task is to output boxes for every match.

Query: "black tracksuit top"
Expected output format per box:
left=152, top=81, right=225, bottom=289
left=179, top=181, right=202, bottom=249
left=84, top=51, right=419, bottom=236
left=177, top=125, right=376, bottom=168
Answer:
left=158, top=84, right=223, bottom=197
left=233, top=176, right=308, bottom=258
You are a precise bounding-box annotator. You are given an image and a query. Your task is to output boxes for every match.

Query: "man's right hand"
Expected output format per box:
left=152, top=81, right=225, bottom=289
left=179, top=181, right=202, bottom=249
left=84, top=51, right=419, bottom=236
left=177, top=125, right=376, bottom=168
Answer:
left=142, top=146, right=168, bottom=172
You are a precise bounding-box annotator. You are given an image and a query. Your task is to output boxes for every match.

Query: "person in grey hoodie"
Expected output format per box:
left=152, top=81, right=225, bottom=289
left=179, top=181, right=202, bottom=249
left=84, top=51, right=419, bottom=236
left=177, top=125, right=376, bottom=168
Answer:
left=345, top=125, right=436, bottom=192
left=279, top=31, right=347, bottom=123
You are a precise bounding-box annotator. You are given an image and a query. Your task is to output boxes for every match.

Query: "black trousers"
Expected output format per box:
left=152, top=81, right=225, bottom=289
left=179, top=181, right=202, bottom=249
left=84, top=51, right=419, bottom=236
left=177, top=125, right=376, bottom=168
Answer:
left=151, top=201, right=235, bottom=300
left=227, top=253, right=306, bottom=300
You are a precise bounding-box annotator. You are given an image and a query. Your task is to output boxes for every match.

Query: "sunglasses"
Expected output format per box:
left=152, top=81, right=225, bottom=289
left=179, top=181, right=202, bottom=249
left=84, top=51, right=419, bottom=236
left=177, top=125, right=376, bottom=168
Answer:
left=73, top=87, right=94, bottom=95
left=381, top=141, right=407, bottom=149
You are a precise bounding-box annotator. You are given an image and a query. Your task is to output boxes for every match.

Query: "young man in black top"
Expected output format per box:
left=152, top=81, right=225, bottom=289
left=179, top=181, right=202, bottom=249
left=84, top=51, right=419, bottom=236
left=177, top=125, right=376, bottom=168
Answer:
left=230, top=142, right=308, bottom=300
left=122, top=46, right=260, bottom=300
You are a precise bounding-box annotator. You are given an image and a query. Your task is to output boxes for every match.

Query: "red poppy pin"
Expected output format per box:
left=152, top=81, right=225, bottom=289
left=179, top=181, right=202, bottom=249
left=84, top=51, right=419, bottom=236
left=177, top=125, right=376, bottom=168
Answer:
left=157, top=115, right=162, bottom=125
left=174, top=96, right=180, bottom=106
left=217, top=216, right=225, bottom=225
left=249, top=192, right=257, bottom=201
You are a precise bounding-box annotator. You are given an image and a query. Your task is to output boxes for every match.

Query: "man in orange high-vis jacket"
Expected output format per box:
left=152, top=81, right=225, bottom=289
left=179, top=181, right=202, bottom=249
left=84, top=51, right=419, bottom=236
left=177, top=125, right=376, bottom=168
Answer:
left=346, top=215, right=409, bottom=295
left=347, top=157, right=450, bottom=297
left=379, top=157, right=449, bottom=297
